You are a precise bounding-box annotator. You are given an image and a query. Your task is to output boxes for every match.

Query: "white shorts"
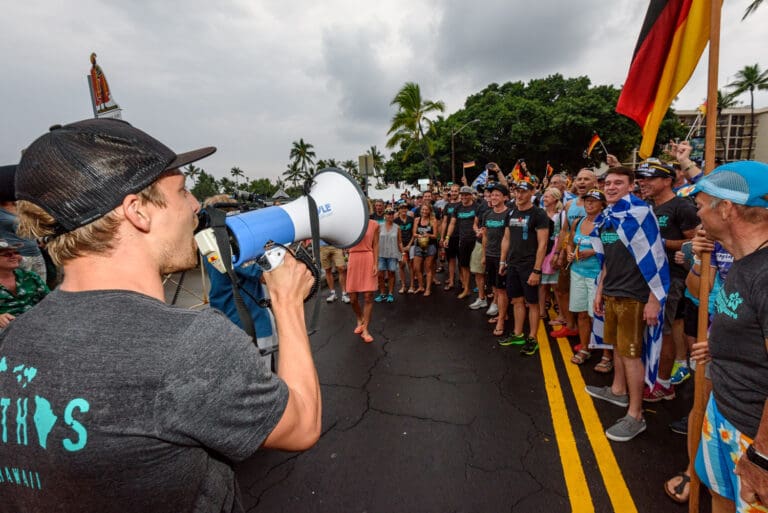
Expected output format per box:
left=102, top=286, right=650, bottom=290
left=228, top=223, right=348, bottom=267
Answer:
left=569, top=272, right=597, bottom=316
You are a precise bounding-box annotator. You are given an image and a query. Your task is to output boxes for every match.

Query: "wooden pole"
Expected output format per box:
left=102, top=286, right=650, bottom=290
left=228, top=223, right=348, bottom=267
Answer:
left=689, top=2, right=721, bottom=511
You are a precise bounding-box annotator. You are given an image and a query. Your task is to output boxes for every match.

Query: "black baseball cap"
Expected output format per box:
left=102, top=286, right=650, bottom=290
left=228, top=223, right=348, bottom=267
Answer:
left=486, top=182, right=509, bottom=196
left=16, top=118, right=215, bottom=234
left=635, top=158, right=675, bottom=179
left=515, top=181, right=534, bottom=191
left=582, top=188, right=607, bottom=202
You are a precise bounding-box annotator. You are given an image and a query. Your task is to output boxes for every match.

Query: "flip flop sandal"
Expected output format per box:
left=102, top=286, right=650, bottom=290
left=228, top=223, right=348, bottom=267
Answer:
left=664, top=472, right=690, bottom=504
left=443, top=283, right=453, bottom=291
left=361, top=333, right=374, bottom=343
left=408, top=288, right=416, bottom=294
left=398, top=287, right=406, bottom=294
left=492, top=327, right=505, bottom=336
left=594, top=356, right=614, bottom=373
left=570, top=349, right=592, bottom=365
left=548, top=318, right=567, bottom=326
left=354, top=325, right=364, bottom=334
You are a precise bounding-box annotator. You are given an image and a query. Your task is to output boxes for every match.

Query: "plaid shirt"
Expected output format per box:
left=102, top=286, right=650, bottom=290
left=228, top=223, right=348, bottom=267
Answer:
left=0, top=268, right=49, bottom=315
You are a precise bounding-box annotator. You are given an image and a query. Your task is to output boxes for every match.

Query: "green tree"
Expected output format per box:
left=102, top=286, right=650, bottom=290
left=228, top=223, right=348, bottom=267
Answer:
left=282, top=161, right=303, bottom=188
left=190, top=170, right=219, bottom=201
left=289, top=138, right=316, bottom=179
left=183, top=164, right=202, bottom=188
left=386, top=82, right=445, bottom=181
left=727, top=64, right=768, bottom=160
left=218, top=177, right=237, bottom=195
left=246, top=178, right=278, bottom=197
left=367, top=145, right=385, bottom=185
left=230, top=166, right=245, bottom=188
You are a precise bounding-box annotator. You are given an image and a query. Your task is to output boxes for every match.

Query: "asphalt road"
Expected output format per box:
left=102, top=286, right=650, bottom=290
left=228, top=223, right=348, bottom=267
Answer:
left=165, top=269, right=706, bottom=513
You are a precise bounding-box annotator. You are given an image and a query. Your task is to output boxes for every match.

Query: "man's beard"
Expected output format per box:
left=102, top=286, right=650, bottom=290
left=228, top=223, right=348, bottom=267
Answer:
left=159, top=238, right=199, bottom=275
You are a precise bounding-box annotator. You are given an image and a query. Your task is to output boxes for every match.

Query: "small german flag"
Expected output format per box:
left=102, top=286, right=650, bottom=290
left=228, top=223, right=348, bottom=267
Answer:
left=586, top=134, right=601, bottom=157
left=546, top=162, right=554, bottom=177
left=616, top=0, right=717, bottom=158
left=463, top=161, right=476, bottom=169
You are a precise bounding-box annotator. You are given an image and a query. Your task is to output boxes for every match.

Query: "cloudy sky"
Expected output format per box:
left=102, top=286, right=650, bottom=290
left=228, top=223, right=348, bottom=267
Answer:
left=1, top=0, right=766, bottom=182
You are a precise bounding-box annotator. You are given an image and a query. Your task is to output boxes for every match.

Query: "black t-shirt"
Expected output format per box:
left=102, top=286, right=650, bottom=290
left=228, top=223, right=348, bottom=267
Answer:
left=475, top=202, right=490, bottom=241
left=370, top=213, right=385, bottom=225
left=504, top=205, right=551, bottom=265
left=600, top=224, right=651, bottom=301
left=443, top=202, right=461, bottom=238
left=453, top=202, right=478, bottom=242
left=394, top=216, right=414, bottom=245
left=653, top=196, right=699, bottom=280
left=483, top=208, right=509, bottom=258
left=709, top=247, right=768, bottom=438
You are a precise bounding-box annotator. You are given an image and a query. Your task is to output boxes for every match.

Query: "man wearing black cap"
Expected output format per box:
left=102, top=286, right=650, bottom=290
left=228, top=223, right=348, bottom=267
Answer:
left=498, top=181, right=552, bottom=355
left=636, top=159, right=699, bottom=401
left=0, top=119, right=320, bottom=512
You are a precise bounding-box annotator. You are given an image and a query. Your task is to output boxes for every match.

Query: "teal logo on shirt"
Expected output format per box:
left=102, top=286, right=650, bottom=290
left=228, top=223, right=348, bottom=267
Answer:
left=600, top=232, right=620, bottom=245
left=485, top=219, right=505, bottom=229
left=715, top=289, right=744, bottom=319
left=657, top=215, right=669, bottom=228
left=457, top=210, right=476, bottom=219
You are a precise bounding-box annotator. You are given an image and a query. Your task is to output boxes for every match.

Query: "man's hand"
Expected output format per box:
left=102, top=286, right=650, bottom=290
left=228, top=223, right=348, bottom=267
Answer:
left=690, top=340, right=710, bottom=364
left=593, top=292, right=604, bottom=316
left=606, top=154, right=621, bottom=168
left=262, top=251, right=315, bottom=306
left=691, top=227, right=715, bottom=257
left=527, top=272, right=540, bottom=286
left=672, top=140, right=693, bottom=163
left=736, top=454, right=768, bottom=506
left=644, top=295, right=661, bottom=326
left=0, top=313, right=15, bottom=328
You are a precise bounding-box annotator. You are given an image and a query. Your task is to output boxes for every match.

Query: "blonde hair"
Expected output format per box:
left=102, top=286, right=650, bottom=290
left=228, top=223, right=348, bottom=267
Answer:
left=17, top=181, right=166, bottom=267
left=544, top=187, right=564, bottom=212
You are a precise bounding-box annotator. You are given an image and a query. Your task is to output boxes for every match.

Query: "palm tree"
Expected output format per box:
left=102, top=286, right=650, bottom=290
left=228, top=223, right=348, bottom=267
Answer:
left=341, top=159, right=360, bottom=180
left=326, top=158, right=339, bottom=168
left=386, top=82, right=445, bottom=180
left=282, top=161, right=303, bottom=188
left=218, top=177, right=237, bottom=195
left=367, top=145, right=385, bottom=185
left=230, top=166, right=245, bottom=188
left=184, top=164, right=202, bottom=188
left=289, top=139, right=316, bottom=179
left=743, top=0, right=763, bottom=19
left=716, top=89, right=740, bottom=160
left=727, top=64, right=768, bottom=160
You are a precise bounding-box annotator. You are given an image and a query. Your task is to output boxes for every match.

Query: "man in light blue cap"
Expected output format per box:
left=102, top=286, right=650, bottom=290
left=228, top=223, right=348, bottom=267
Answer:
left=688, top=160, right=768, bottom=512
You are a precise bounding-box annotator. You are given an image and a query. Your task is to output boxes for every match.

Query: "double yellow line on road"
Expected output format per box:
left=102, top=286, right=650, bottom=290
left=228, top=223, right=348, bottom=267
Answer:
left=537, top=319, right=637, bottom=512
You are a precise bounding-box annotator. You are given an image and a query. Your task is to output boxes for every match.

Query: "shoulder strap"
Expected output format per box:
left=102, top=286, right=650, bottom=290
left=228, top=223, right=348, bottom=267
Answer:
left=303, top=178, right=322, bottom=337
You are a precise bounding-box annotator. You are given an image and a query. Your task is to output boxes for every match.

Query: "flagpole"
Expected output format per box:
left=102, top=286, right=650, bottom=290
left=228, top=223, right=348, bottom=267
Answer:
left=689, top=2, right=721, bottom=512
left=599, top=139, right=610, bottom=156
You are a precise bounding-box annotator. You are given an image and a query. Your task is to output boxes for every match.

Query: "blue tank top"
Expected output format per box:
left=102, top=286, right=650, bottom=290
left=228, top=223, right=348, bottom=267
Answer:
left=566, top=200, right=586, bottom=227
left=571, top=217, right=601, bottom=279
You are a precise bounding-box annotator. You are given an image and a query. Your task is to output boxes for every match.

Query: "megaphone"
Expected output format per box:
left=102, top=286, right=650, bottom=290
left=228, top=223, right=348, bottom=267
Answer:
left=196, top=168, right=368, bottom=270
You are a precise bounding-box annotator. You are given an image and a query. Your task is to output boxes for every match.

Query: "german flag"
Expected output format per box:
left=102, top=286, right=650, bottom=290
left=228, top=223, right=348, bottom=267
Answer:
left=546, top=162, right=554, bottom=177
left=462, top=161, right=476, bottom=169
left=586, top=134, right=601, bottom=157
left=616, top=0, right=717, bottom=158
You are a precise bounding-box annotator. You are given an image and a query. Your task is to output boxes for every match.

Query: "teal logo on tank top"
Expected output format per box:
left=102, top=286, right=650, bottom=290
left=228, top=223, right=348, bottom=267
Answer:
left=0, top=355, right=91, bottom=491
left=600, top=232, right=620, bottom=245
left=657, top=215, right=669, bottom=228
left=715, top=289, right=743, bottom=319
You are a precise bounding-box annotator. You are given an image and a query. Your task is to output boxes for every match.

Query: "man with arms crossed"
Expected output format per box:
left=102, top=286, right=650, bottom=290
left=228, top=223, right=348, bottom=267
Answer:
left=0, top=119, right=321, bottom=512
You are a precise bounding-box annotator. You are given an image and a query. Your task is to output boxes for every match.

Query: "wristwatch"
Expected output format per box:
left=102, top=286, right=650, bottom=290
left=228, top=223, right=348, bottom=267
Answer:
left=747, top=444, right=768, bottom=472
left=532, top=269, right=542, bottom=275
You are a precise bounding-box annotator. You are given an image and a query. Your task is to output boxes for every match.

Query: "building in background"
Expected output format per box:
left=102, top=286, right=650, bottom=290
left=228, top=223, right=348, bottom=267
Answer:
left=677, top=106, right=767, bottom=163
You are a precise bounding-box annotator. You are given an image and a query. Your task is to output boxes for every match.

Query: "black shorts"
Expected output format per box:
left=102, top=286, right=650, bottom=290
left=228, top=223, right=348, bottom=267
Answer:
left=445, top=237, right=459, bottom=259
left=506, top=261, right=539, bottom=304
left=485, top=255, right=506, bottom=290
left=683, top=297, right=699, bottom=339
left=458, top=239, right=474, bottom=267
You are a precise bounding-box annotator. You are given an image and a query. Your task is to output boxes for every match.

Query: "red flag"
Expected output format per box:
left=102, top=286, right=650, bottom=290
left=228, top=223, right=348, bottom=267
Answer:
left=546, top=162, right=554, bottom=177
left=616, top=0, right=715, bottom=158
left=510, top=162, right=521, bottom=182
left=586, top=134, right=601, bottom=157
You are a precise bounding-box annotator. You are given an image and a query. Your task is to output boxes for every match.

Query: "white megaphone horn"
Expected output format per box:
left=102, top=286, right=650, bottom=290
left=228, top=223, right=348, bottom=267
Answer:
left=197, top=168, right=369, bottom=270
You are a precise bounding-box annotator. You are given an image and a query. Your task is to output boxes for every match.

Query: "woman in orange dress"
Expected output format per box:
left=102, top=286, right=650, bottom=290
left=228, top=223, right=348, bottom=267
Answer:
left=345, top=218, right=379, bottom=343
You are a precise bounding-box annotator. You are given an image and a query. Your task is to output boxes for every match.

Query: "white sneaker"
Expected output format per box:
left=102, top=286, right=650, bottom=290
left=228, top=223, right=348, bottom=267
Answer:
left=341, top=292, right=351, bottom=303
left=326, top=291, right=337, bottom=303
left=469, top=298, right=488, bottom=310
left=486, top=303, right=499, bottom=316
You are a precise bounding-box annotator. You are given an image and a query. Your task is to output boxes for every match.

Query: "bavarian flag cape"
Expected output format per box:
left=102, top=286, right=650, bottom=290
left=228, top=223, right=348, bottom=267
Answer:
left=589, top=194, right=670, bottom=387
left=616, top=0, right=714, bottom=159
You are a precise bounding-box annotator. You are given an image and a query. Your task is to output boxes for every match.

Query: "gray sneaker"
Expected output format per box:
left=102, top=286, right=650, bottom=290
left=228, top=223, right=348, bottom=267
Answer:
left=585, top=385, right=629, bottom=408
left=605, top=414, right=647, bottom=442
left=486, top=303, right=499, bottom=316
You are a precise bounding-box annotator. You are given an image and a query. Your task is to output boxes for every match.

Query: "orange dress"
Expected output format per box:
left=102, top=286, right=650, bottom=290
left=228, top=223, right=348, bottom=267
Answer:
left=345, top=220, right=378, bottom=292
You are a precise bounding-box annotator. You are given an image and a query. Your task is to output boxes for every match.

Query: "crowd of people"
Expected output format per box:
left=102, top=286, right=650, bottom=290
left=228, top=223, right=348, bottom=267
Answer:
left=1, top=117, right=767, bottom=513
left=324, top=144, right=768, bottom=512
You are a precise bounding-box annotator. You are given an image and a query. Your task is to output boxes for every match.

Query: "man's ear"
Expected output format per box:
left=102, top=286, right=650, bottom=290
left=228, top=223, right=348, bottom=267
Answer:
left=122, top=194, right=150, bottom=232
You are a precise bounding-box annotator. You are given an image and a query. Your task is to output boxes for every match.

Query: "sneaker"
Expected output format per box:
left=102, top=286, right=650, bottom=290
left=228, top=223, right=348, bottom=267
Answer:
left=669, top=416, right=688, bottom=435
left=499, top=333, right=526, bottom=346
left=585, top=385, right=629, bottom=408
left=643, top=382, right=676, bottom=403
left=374, top=293, right=385, bottom=303
left=670, top=364, right=691, bottom=385
left=326, top=291, right=337, bottom=303
left=486, top=303, right=499, bottom=316
left=341, top=292, right=351, bottom=304
left=469, top=298, right=488, bottom=310
left=520, top=337, right=539, bottom=356
left=605, top=414, right=647, bottom=442
left=549, top=326, right=579, bottom=338
left=386, top=294, right=394, bottom=303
